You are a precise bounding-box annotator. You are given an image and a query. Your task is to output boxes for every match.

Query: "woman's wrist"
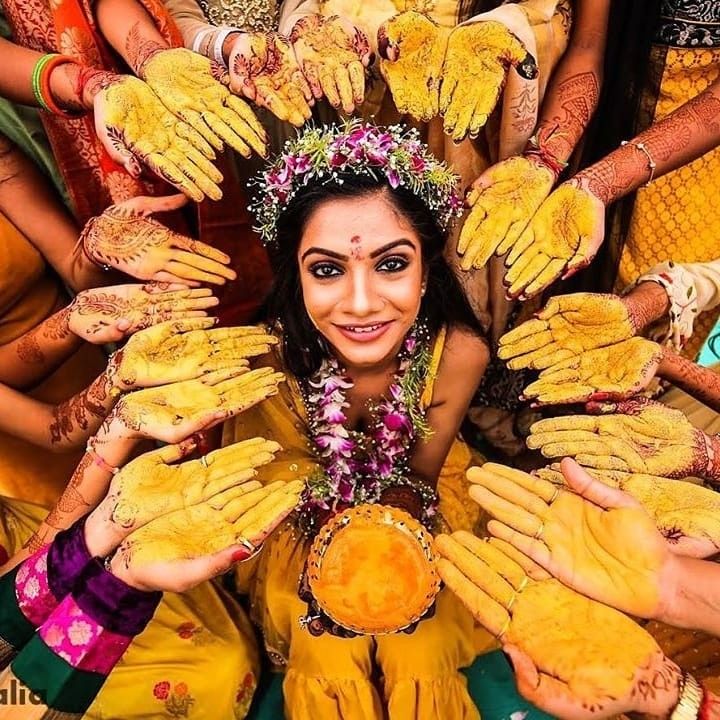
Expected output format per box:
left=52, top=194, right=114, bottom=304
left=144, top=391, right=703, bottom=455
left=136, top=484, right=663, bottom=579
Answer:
left=76, top=67, right=122, bottom=108
left=621, top=281, right=671, bottom=334
left=46, top=60, right=84, bottom=113
left=93, top=416, right=139, bottom=464
left=84, top=502, right=126, bottom=558
left=523, top=137, right=566, bottom=182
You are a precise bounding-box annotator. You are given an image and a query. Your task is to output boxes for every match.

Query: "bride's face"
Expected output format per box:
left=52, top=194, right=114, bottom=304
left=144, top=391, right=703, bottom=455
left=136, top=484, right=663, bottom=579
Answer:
left=298, top=192, right=424, bottom=371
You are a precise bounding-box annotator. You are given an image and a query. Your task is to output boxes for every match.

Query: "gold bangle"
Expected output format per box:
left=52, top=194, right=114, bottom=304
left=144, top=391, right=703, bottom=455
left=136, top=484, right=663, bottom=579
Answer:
left=671, top=672, right=703, bottom=720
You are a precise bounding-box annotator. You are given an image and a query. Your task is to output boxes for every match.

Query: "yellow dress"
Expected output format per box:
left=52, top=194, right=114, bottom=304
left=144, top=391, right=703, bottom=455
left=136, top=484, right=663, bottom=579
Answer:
left=617, top=45, right=720, bottom=360
left=224, top=329, right=495, bottom=720
left=0, top=212, right=106, bottom=508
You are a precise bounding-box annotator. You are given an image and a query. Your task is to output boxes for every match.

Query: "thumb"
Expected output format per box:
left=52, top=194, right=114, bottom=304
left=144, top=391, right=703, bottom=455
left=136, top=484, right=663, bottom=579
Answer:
left=113, top=317, right=132, bottom=338
left=114, top=193, right=189, bottom=217
left=560, top=458, right=638, bottom=511
left=377, top=25, right=399, bottom=62
left=504, top=644, right=541, bottom=698
left=150, top=437, right=199, bottom=465
left=94, top=111, right=143, bottom=178
left=179, top=543, right=254, bottom=589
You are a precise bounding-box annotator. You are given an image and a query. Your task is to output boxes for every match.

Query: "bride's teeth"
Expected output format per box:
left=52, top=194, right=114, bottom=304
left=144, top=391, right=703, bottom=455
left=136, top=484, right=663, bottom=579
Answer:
left=348, top=324, right=381, bottom=333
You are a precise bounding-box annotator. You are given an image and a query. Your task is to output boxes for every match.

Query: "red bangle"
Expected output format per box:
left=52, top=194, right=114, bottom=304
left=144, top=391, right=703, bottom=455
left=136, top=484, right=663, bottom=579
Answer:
left=524, top=134, right=568, bottom=179
left=699, top=683, right=718, bottom=720
left=39, top=54, right=83, bottom=118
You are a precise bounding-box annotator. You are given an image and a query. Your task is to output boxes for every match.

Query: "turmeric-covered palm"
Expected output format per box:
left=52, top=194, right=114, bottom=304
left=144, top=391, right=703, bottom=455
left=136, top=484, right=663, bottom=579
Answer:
left=140, top=48, right=267, bottom=158
left=113, top=318, right=277, bottom=390
left=114, top=479, right=303, bottom=592
left=522, top=337, right=664, bottom=405
left=465, top=463, right=669, bottom=618
left=435, top=529, right=678, bottom=719
left=111, top=367, right=285, bottom=443
left=498, top=292, right=637, bottom=371
left=228, top=31, right=312, bottom=127
left=290, top=14, right=371, bottom=114
left=528, top=398, right=714, bottom=480
left=535, top=465, right=720, bottom=559
left=440, top=21, right=536, bottom=142
left=378, top=11, right=449, bottom=122
left=457, top=156, right=554, bottom=271
left=503, top=181, right=605, bottom=299
left=91, top=438, right=280, bottom=555
left=93, top=75, right=224, bottom=201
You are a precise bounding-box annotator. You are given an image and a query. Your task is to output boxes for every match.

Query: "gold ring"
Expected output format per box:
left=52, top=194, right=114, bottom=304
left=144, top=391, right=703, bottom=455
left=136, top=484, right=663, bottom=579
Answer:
left=533, top=522, right=544, bottom=541
left=496, top=616, right=511, bottom=641
left=199, top=455, right=209, bottom=468
left=505, top=592, right=517, bottom=612
left=237, top=535, right=259, bottom=558
left=517, top=575, right=529, bottom=593
left=550, top=487, right=561, bottom=504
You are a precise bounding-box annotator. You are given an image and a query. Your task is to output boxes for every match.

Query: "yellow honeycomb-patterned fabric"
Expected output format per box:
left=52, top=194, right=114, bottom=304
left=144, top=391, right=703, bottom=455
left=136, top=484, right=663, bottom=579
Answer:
left=617, top=47, right=720, bottom=358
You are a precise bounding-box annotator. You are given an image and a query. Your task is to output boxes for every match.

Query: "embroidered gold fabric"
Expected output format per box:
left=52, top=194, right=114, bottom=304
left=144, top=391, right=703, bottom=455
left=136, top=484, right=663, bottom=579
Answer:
left=196, top=0, right=279, bottom=32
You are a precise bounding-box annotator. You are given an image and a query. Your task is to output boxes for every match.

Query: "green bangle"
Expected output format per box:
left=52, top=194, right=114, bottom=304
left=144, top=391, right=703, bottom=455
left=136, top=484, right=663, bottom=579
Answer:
left=31, top=53, right=58, bottom=111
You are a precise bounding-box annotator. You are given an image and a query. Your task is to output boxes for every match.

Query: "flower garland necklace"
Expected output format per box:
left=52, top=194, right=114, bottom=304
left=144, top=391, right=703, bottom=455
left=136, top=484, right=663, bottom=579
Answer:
left=297, top=323, right=439, bottom=536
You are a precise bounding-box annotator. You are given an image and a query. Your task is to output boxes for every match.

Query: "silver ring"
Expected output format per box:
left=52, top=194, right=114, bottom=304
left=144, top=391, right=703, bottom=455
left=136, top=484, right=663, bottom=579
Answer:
left=199, top=455, right=209, bottom=468
left=533, top=522, right=545, bottom=541
left=549, top=487, right=561, bottom=504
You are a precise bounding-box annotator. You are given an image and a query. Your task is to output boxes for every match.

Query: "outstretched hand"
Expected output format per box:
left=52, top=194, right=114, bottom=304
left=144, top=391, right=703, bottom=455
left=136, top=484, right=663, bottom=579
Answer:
left=68, top=283, right=218, bottom=343
left=228, top=30, right=313, bottom=126
left=440, top=21, right=537, bottom=142
left=290, top=14, right=372, bottom=114
left=81, top=195, right=236, bottom=286
left=457, top=156, right=554, bottom=271
left=527, top=397, right=715, bottom=480
left=111, top=318, right=277, bottom=390
left=435, top=522, right=681, bottom=720
left=111, top=478, right=303, bottom=592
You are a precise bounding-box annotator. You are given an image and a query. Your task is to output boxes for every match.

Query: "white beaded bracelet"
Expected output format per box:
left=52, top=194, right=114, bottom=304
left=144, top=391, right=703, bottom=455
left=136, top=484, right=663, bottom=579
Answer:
left=212, top=26, right=243, bottom=67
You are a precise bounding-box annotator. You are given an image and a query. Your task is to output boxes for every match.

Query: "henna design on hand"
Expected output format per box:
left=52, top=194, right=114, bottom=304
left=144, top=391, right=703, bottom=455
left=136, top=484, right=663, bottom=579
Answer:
left=126, top=21, right=166, bottom=77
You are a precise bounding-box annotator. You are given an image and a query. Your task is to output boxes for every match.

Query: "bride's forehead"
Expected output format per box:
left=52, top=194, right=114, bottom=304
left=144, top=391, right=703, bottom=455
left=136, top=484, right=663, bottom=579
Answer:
left=300, top=195, right=418, bottom=248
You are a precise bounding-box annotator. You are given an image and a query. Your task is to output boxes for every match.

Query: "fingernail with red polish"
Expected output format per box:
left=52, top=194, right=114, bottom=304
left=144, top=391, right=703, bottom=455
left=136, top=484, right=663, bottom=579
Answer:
left=231, top=549, right=250, bottom=563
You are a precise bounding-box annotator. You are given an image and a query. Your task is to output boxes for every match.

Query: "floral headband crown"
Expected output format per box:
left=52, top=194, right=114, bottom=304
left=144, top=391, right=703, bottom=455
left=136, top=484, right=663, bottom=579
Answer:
left=249, top=120, right=463, bottom=245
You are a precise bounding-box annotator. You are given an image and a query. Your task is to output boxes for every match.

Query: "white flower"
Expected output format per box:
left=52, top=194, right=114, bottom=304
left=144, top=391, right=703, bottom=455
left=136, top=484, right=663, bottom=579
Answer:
left=68, top=620, right=94, bottom=646
left=23, top=577, right=40, bottom=600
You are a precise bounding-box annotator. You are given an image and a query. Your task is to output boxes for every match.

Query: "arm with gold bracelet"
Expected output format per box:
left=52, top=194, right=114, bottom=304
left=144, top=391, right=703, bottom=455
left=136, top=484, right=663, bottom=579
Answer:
left=503, top=75, right=720, bottom=300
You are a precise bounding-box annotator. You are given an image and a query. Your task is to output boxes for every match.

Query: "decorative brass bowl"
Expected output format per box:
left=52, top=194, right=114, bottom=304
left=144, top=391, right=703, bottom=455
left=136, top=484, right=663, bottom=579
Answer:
left=306, top=503, right=441, bottom=635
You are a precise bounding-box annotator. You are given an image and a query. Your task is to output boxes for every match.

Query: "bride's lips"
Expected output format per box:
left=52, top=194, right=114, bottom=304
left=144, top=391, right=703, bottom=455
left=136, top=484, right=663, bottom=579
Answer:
left=334, top=321, right=393, bottom=343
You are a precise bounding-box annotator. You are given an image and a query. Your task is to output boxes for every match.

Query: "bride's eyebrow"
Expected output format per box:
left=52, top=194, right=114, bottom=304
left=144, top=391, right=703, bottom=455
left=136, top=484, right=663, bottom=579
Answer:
left=301, top=247, right=349, bottom=262
left=369, top=239, right=415, bottom=258
left=301, top=238, right=415, bottom=262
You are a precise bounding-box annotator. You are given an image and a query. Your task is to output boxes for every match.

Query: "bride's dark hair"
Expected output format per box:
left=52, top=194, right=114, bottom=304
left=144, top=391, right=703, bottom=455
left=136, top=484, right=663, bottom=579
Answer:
left=260, top=172, right=484, bottom=378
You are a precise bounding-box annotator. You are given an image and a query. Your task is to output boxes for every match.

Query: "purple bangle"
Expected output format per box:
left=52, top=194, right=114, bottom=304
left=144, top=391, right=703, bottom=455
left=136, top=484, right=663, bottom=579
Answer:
left=75, top=559, right=161, bottom=636
left=47, top=517, right=93, bottom=600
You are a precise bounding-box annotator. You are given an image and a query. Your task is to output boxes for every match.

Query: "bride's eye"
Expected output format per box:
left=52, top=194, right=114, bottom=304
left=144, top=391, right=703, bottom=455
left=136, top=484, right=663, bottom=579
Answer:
left=309, top=262, right=343, bottom=278
left=377, top=255, right=409, bottom=273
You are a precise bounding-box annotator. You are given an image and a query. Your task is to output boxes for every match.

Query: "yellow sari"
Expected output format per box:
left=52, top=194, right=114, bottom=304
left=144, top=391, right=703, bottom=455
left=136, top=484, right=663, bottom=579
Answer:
left=223, top=328, right=495, bottom=720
